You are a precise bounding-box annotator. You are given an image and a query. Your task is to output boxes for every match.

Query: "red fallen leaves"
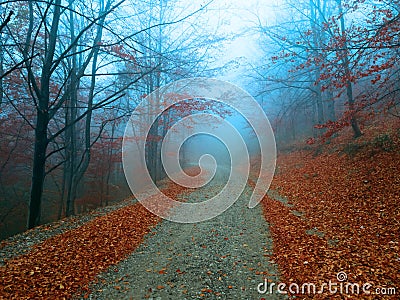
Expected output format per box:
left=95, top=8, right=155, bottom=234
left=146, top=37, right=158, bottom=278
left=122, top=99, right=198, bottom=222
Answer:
left=0, top=176, right=195, bottom=299
left=175, top=268, right=185, bottom=275
left=1, top=202, right=158, bottom=299
left=139, top=166, right=205, bottom=217
left=260, top=128, right=400, bottom=299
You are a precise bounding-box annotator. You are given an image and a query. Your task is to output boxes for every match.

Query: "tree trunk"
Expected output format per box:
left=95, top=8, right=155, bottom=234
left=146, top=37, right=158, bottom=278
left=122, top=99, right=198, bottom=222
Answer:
left=325, top=88, right=336, bottom=121
left=28, top=0, right=62, bottom=228
left=310, top=0, right=325, bottom=132
left=65, top=0, right=110, bottom=216
left=28, top=110, right=49, bottom=228
left=105, top=122, right=116, bottom=206
left=0, top=32, right=4, bottom=107
left=65, top=0, right=79, bottom=217
left=345, top=82, right=362, bottom=137
left=338, top=0, right=362, bottom=138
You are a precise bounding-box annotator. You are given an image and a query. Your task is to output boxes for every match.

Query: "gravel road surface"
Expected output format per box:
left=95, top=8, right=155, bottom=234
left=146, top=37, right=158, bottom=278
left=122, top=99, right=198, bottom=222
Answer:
left=85, top=174, right=285, bottom=300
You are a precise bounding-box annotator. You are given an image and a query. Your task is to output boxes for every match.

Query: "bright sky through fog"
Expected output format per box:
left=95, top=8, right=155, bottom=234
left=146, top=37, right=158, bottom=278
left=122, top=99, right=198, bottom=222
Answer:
left=118, top=0, right=281, bottom=85
left=189, top=0, right=282, bottom=83
left=211, top=0, right=275, bottom=59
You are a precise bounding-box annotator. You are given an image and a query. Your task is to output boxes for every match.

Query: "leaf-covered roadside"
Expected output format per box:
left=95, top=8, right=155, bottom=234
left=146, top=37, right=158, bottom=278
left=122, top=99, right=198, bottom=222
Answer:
left=261, top=130, right=400, bottom=299
left=0, top=180, right=189, bottom=299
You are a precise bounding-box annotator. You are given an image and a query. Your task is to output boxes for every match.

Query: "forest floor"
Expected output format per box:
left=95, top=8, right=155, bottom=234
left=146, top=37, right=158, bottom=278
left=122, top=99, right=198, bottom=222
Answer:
left=0, top=121, right=399, bottom=299
left=0, top=171, right=286, bottom=300
left=85, top=182, right=285, bottom=300
left=260, top=121, right=400, bottom=299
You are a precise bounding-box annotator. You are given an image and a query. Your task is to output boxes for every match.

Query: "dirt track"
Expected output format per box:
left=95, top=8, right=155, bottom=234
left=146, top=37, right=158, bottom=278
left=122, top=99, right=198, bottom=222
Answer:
left=85, top=178, right=285, bottom=299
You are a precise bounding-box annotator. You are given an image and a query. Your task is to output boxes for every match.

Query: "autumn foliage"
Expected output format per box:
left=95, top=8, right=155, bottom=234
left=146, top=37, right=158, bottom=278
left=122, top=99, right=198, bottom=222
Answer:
left=265, top=0, right=400, bottom=143
left=0, top=176, right=195, bottom=299
left=259, top=122, right=400, bottom=299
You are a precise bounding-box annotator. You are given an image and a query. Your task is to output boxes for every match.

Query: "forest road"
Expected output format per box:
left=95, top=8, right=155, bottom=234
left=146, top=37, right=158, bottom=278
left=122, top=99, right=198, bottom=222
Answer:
left=85, top=175, right=285, bottom=300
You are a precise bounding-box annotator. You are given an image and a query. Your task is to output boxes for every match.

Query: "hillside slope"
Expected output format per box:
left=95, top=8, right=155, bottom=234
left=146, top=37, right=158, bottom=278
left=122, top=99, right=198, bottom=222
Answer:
left=261, top=122, right=400, bottom=298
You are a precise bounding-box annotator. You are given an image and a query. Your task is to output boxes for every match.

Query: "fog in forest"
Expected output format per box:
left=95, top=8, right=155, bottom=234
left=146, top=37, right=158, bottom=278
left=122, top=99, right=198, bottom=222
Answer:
left=0, top=0, right=399, bottom=239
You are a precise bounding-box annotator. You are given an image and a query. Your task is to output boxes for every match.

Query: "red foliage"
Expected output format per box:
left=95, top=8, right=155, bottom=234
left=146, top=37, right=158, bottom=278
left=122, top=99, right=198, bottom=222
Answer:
left=271, top=1, right=400, bottom=137
left=259, top=129, right=400, bottom=299
left=0, top=175, right=198, bottom=298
